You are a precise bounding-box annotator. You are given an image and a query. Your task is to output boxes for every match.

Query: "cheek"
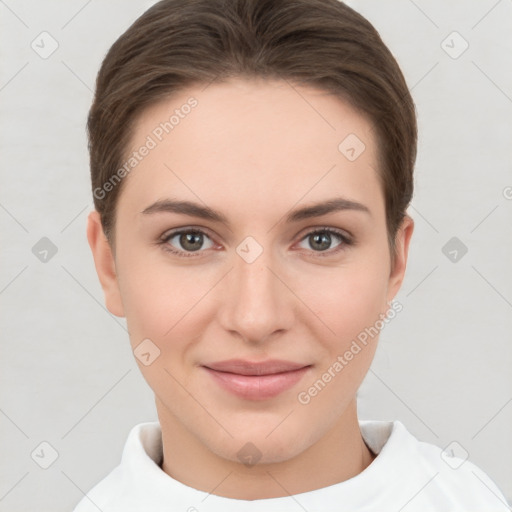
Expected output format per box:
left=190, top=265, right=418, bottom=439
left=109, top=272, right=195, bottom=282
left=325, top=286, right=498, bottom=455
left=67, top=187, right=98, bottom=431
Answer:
left=295, top=259, right=390, bottom=346
left=116, top=252, right=214, bottom=347
left=294, top=264, right=387, bottom=414
left=116, top=257, right=214, bottom=395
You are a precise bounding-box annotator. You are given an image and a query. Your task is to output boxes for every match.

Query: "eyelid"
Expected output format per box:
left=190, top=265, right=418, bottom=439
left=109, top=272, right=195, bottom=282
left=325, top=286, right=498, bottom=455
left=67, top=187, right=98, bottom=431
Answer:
left=160, top=225, right=216, bottom=242
left=295, top=225, right=353, bottom=242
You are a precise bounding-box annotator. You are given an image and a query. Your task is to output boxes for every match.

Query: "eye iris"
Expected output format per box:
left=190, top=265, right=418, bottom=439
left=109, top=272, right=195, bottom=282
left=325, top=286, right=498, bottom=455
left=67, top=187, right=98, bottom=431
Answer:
left=310, top=232, right=331, bottom=251
left=180, top=232, right=203, bottom=251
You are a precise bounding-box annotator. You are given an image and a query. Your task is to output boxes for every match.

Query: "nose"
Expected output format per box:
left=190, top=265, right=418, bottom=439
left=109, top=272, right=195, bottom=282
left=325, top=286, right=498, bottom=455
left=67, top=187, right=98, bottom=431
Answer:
left=217, top=243, right=295, bottom=344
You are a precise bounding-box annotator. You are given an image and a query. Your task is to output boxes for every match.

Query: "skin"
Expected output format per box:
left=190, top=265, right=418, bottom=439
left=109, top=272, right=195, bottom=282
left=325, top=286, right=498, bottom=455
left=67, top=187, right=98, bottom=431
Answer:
left=87, top=77, right=414, bottom=499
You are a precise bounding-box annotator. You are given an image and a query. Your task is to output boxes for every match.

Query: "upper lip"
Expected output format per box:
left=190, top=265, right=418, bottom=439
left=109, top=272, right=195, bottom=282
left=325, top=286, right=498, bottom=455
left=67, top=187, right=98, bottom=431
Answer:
left=203, top=359, right=310, bottom=376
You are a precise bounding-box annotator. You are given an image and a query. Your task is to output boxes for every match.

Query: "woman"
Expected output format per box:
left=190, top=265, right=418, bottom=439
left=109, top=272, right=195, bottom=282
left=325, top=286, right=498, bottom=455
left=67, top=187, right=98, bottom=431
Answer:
left=76, top=0, right=509, bottom=509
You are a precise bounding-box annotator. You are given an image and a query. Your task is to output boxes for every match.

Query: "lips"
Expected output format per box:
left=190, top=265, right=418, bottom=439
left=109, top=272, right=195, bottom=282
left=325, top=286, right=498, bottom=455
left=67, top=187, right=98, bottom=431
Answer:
left=202, top=359, right=311, bottom=400
left=203, top=359, right=309, bottom=376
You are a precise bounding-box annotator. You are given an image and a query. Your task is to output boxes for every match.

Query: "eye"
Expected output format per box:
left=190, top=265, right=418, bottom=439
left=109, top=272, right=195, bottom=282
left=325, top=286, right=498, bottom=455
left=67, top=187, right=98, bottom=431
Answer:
left=161, top=228, right=215, bottom=256
left=158, top=226, right=352, bottom=258
left=297, top=228, right=352, bottom=254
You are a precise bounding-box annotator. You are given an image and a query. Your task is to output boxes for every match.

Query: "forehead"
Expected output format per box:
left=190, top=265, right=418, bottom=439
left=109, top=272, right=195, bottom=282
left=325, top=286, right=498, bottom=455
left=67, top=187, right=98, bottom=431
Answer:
left=119, top=78, right=383, bottom=221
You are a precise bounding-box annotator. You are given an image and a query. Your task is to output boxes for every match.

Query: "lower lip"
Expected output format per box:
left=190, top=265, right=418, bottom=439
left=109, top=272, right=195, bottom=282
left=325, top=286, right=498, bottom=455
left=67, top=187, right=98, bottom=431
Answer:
left=203, top=366, right=310, bottom=400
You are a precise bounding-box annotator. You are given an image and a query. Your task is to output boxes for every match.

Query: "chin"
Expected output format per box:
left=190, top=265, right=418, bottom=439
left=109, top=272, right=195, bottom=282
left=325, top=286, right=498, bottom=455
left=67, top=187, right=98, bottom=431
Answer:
left=204, top=419, right=314, bottom=466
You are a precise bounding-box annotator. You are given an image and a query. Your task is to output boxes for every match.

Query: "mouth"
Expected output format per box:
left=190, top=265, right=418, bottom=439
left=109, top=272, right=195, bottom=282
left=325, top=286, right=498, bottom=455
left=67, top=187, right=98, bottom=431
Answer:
left=202, top=359, right=312, bottom=400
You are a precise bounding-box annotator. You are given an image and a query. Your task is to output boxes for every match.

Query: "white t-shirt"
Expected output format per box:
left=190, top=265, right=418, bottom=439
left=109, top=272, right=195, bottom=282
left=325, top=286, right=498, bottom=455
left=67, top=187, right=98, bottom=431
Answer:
left=73, top=420, right=510, bottom=511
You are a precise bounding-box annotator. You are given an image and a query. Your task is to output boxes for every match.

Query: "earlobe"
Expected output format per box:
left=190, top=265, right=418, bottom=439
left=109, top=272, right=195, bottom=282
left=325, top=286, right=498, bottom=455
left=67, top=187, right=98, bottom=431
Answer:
left=86, top=210, right=125, bottom=317
left=386, top=215, right=414, bottom=304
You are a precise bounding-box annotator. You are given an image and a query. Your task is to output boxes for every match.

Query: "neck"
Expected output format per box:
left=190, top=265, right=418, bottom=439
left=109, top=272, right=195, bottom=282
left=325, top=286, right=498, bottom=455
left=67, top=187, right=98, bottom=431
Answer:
left=157, top=398, right=375, bottom=500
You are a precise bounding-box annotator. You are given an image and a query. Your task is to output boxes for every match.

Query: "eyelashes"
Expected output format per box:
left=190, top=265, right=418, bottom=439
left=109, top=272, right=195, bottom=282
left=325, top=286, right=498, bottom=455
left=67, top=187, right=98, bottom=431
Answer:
left=158, top=226, right=354, bottom=259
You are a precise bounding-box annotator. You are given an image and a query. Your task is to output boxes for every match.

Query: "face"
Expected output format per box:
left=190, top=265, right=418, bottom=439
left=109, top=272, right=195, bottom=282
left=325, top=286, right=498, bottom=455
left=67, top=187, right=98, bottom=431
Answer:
left=88, top=78, right=413, bottom=465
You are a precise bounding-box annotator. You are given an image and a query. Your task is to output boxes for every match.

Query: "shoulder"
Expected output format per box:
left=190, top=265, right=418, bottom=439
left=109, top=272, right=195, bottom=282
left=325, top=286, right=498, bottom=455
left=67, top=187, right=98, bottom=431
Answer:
left=72, top=422, right=162, bottom=512
left=72, top=464, right=125, bottom=512
left=361, top=419, right=510, bottom=511
left=415, top=433, right=508, bottom=509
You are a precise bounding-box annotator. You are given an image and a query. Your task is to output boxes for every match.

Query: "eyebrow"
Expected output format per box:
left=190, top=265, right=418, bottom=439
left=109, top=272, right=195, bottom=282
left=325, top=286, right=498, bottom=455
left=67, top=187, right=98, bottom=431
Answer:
left=140, top=197, right=371, bottom=225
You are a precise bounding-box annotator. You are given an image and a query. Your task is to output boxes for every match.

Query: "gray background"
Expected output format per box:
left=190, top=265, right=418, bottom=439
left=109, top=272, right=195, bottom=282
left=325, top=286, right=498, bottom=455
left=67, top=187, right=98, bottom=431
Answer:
left=1, top=0, right=511, bottom=510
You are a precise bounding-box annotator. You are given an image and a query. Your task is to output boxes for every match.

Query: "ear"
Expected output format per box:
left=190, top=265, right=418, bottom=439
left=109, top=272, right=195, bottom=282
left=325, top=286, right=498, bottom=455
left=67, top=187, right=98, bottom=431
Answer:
left=86, top=210, right=125, bottom=317
left=386, top=215, right=414, bottom=304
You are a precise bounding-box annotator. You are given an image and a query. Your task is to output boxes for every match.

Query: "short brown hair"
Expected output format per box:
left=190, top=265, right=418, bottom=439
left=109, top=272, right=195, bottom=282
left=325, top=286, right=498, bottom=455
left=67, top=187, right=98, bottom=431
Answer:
left=88, top=0, right=417, bottom=259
